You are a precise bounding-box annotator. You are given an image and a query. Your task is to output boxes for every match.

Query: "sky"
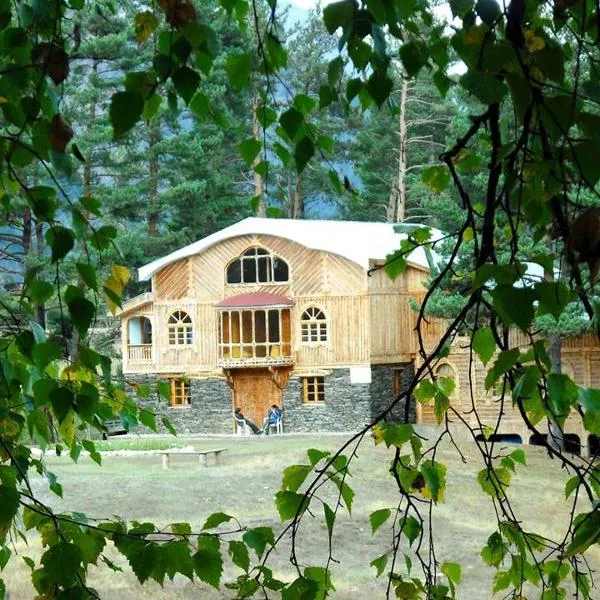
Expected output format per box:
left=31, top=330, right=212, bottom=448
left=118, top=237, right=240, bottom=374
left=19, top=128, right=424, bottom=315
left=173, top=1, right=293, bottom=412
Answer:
left=284, top=0, right=455, bottom=27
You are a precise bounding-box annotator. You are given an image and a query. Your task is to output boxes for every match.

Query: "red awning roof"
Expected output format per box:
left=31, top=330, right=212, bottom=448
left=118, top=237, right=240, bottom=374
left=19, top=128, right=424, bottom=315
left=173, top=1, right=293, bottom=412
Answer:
left=215, top=292, right=294, bottom=309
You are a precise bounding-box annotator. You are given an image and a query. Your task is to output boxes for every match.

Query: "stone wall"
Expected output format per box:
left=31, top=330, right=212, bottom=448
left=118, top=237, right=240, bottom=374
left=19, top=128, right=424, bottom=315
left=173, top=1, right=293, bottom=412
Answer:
left=370, top=362, right=416, bottom=423
left=282, top=369, right=372, bottom=433
left=126, top=374, right=233, bottom=435
left=125, top=364, right=417, bottom=435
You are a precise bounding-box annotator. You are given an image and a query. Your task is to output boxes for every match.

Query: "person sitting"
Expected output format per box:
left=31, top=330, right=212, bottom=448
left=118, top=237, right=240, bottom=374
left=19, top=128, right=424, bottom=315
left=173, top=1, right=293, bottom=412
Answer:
left=234, top=407, right=260, bottom=434
left=260, top=405, right=282, bottom=435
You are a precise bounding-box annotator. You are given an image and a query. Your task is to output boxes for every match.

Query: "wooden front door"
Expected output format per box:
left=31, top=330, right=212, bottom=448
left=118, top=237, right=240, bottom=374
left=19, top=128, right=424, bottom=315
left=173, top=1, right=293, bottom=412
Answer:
left=232, top=369, right=282, bottom=428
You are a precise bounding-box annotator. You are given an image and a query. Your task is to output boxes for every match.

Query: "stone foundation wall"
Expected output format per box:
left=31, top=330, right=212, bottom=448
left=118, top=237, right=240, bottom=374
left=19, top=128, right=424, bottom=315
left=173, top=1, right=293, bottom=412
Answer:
left=282, top=369, right=372, bottom=433
left=124, top=363, right=417, bottom=435
left=369, top=362, right=416, bottom=424
left=126, top=374, right=233, bottom=435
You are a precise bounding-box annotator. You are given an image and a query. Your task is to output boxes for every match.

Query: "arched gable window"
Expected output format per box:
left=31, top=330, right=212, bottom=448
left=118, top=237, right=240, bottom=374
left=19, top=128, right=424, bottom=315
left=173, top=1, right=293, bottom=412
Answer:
left=168, top=311, right=193, bottom=345
left=226, top=247, right=289, bottom=284
left=301, top=306, right=328, bottom=343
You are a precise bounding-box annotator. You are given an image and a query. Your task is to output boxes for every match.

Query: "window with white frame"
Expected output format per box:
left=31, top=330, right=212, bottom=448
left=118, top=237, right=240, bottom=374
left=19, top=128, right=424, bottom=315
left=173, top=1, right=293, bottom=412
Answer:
left=168, top=311, right=193, bottom=345
left=226, top=247, right=289, bottom=284
left=300, top=307, right=328, bottom=343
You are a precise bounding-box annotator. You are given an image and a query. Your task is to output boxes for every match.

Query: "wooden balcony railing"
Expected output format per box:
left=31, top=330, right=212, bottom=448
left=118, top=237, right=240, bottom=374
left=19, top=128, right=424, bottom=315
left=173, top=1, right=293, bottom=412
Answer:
left=127, top=344, right=153, bottom=362
left=217, top=343, right=293, bottom=368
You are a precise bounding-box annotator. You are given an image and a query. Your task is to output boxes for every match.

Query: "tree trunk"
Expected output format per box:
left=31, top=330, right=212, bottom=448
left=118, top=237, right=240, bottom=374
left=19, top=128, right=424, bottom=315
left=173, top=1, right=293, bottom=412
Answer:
left=545, top=258, right=565, bottom=453
left=252, top=94, right=265, bottom=217
left=72, top=60, right=97, bottom=358
left=547, top=333, right=565, bottom=452
left=148, top=122, right=160, bottom=236
left=22, top=207, right=32, bottom=255
left=35, top=219, right=46, bottom=329
left=396, top=74, right=409, bottom=223
left=291, top=173, right=303, bottom=219
left=387, top=74, right=409, bottom=223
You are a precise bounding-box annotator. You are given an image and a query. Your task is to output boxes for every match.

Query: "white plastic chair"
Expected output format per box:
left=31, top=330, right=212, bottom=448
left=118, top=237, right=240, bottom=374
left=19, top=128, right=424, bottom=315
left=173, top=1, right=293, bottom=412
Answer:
left=234, top=414, right=250, bottom=436
left=268, top=414, right=283, bottom=435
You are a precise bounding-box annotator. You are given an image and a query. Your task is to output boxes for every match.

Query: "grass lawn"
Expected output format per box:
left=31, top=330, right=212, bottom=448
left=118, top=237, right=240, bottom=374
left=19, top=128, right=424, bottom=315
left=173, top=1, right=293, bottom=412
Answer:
left=5, top=433, right=598, bottom=598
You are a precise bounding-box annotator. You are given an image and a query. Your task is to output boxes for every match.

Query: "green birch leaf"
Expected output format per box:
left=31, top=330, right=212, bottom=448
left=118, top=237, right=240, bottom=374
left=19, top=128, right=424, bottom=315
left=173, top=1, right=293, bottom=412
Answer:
left=331, top=476, right=354, bottom=513
left=370, top=553, right=388, bottom=577
left=323, top=0, right=354, bottom=33
left=46, top=226, right=74, bottom=262
left=202, top=512, right=233, bottom=530
left=238, top=138, right=261, bottom=166
left=161, top=416, right=177, bottom=436
left=275, top=491, right=310, bottom=521
left=421, top=460, right=447, bottom=503
left=193, top=536, right=223, bottom=589
left=110, top=91, right=144, bottom=138
left=399, top=515, right=420, bottom=545
left=0, top=485, right=19, bottom=526
left=473, top=326, right=496, bottom=366
left=172, top=66, right=200, bottom=105
left=307, top=448, right=330, bottom=466
left=138, top=409, right=157, bottom=431
left=67, top=297, right=95, bottom=338
left=226, top=53, right=251, bottom=90
left=294, top=136, right=314, bottom=172
left=41, top=542, right=82, bottom=587
left=282, top=464, right=312, bottom=492
left=369, top=508, right=391, bottom=534
left=162, top=541, right=194, bottom=581
left=565, top=475, right=580, bottom=499
left=442, top=561, right=462, bottom=585
left=228, top=540, right=249, bottom=572
left=565, top=511, right=600, bottom=557
left=478, top=467, right=511, bottom=497
left=366, top=70, right=393, bottom=107
left=142, top=94, right=162, bottom=123
left=134, top=11, right=159, bottom=43
left=491, top=285, right=537, bottom=331
left=323, top=502, right=335, bottom=542
left=422, top=165, right=450, bottom=193
left=242, top=527, right=274, bottom=558
left=460, top=72, right=508, bottom=104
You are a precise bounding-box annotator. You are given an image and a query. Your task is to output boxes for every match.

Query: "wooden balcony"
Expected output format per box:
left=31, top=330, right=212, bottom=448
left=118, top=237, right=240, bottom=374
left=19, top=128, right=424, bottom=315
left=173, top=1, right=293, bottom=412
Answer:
left=127, top=344, right=153, bottom=362
left=217, top=343, right=293, bottom=368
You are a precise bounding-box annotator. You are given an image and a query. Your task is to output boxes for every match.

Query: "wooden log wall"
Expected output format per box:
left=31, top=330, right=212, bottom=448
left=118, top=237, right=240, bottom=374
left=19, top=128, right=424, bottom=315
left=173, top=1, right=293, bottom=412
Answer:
left=416, top=334, right=600, bottom=440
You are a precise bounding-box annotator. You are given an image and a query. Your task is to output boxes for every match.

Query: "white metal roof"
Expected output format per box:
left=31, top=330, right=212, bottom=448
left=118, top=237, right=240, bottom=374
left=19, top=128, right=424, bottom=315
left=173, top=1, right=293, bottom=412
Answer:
left=138, top=217, right=438, bottom=281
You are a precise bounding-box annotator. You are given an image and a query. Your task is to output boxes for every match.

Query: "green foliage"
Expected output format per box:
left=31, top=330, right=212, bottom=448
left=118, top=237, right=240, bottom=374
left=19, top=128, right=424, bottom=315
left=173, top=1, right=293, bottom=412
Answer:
left=3, top=0, right=600, bottom=597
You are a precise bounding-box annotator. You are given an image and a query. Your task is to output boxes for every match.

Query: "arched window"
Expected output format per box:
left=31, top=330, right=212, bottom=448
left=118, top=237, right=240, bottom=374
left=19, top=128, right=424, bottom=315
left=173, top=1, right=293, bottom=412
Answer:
left=301, top=307, right=328, bottom=343
left=226, top=247, right=289, bottom=284
left=168, top=311, right=193, bottom=345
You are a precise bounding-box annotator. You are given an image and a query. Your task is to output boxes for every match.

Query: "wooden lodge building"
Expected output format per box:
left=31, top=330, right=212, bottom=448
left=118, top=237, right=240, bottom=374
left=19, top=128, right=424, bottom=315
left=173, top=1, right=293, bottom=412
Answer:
left=118, top=217, right=600, bottom=453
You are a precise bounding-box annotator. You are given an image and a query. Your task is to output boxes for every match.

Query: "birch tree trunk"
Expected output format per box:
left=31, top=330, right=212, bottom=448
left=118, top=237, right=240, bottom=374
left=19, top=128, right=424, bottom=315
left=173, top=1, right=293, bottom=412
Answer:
left=252, top=94, right=265, bottom=217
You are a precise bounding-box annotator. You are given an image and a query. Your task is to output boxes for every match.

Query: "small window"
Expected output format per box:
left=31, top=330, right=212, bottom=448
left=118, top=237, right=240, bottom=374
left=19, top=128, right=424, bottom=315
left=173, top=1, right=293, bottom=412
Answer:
left=302, top=376, right=325, bottom=403
left=168, top=311, right=193, bottom=345
left=226, top=247, right=289, bottom=284
left=170, top=379, right=191, bottom=406
left=301, top=307, right=327, bottom=343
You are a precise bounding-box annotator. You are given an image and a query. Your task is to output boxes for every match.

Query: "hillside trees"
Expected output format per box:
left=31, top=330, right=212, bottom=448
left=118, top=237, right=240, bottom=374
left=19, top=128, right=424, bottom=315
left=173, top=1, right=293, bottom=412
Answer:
left=3, top=0, right=600, bottom=599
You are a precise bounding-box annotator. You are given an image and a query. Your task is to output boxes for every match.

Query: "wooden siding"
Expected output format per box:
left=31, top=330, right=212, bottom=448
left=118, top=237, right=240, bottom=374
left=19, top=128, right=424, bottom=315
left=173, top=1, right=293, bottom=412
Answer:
left=186, top=234, right=367, bottom=300
left=125, top=233, right=380, bottom=373
left=367, top=263, right=428, bottom=293
left=154, top=259, right=190, bottom=299
left=295, top=296, right=371, bottom=366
